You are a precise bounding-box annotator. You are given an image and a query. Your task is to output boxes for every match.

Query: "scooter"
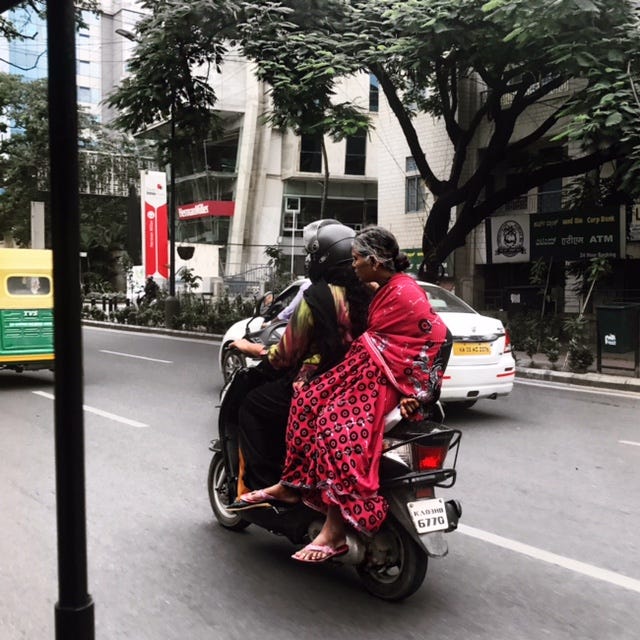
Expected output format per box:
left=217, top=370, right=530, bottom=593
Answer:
left=207, top=323, right=462, bottom=601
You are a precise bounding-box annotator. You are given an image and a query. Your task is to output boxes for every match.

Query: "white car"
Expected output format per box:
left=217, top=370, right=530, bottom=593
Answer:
left=218, top=279, right=515, bottom=408
left=417, top=282, right=515, bottom=408
left=218, top=279, right=306, bottom=383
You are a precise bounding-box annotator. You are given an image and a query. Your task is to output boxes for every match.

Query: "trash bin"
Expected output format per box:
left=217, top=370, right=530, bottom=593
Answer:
left=596, top=304, right=640, bottom=353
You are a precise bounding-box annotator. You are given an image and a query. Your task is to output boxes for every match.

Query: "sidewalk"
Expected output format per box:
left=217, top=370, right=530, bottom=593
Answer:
left=514, top=350, right=640, bottom=394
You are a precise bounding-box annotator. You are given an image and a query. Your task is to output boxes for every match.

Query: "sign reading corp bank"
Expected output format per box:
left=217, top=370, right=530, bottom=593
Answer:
left=487, top=206, right=621, bottom=263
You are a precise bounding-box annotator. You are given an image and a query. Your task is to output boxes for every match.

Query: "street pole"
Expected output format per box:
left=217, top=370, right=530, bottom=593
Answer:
left=47, top=2, right=94, bottom=638
left=165, top=95, right=179, bottom=327
left=290, top=210, right=296, bottom=278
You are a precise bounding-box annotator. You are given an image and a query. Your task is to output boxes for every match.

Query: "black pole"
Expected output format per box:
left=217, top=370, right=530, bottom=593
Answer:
left=47, top=2, right=94, bottom=638
left=165, top=95, right=179, bottom=326
left=169, top=99, right=176, bottom=297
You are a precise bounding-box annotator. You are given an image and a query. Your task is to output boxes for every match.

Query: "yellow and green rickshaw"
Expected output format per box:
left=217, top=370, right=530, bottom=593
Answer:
left=0, top=248, right=54, bottom=372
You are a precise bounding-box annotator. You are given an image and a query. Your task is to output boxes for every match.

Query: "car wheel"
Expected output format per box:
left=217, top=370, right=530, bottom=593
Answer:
left=221, top=347, right=246, bottom=384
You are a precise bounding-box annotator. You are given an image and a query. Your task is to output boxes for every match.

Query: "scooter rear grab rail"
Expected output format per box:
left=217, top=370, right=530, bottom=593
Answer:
left=383, top=421, right=461, bottom=489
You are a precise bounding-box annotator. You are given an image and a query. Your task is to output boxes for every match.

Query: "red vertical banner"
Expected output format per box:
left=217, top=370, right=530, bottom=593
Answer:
left=140, top=170, right=168, bottom=279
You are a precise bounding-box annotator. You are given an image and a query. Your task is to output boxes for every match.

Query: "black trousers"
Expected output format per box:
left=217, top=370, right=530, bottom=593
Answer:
left=237, top=374, right=293, bottom=489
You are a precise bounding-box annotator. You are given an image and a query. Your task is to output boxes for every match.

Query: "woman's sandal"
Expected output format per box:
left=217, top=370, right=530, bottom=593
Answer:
left=227, top=489, right=298, bottom=511
left=292, top=543, right=349, bottom=563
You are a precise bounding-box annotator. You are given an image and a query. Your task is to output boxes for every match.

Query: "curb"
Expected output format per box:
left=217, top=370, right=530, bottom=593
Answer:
left=82, top=319, right=224, bottom=342
left=515, top=365, right=640, bottom=394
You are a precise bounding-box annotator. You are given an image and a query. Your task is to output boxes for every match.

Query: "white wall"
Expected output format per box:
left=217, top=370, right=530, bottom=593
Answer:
left=376, top=92, right=453, bottom=252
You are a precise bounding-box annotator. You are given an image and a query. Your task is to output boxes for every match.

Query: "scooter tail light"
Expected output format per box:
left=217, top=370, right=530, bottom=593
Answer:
left=413, top=444, right=448, bottom=471
left=504, top=330, right=512, bottom=353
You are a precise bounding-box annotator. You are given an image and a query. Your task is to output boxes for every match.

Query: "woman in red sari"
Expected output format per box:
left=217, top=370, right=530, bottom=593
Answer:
left=241, top=226, right=449, bottom=562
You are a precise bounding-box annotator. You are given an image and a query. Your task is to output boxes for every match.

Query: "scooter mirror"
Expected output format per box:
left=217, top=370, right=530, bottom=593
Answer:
left=256, top=291, right=274, bottom=317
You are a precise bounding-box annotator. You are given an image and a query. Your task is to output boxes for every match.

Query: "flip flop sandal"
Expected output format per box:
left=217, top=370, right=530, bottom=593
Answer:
left=227, top=490, right=297, bottom=512
left=291, top=543, right=349, bottom=563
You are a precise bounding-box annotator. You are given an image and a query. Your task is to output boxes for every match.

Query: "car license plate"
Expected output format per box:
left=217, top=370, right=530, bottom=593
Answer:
left=407, top=498, right=449, bottom=534
left=453, top=342, right=491, bottom=355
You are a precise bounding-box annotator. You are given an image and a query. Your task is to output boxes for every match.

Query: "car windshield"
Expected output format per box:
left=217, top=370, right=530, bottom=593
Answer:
left=419, top=284, right=475, bottom=314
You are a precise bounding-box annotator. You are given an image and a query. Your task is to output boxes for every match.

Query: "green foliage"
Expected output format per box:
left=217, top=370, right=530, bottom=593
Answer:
left=563, top=315, right=594, bottom=373
left=235, top=0, right=639, bottom=275
left=177, top=266, right=202, bottom=293
left=0, top=2, right=98, bottom=41
left=106, top=0, right=236, bottom=163
left=0, top=73, right=150, bottom=249
left=543, top=336, right=561, bottom=368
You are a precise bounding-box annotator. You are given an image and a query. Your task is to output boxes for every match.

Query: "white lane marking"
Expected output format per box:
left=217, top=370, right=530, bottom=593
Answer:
left=100, top=349, right=172, bottom=364
left=515, top=378, right=640, bottom=400
left=619, top=440, right=640, bottom=447
left=458, top=524, right=640, bottom=594
left=32, top=391, right=148, bottom=428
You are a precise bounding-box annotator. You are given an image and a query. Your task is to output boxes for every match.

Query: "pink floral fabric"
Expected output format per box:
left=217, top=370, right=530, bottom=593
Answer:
left=281, top=274, right=449, bottom=535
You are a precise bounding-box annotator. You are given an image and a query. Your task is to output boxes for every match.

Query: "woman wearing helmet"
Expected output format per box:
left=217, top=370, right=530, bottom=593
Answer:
left=235, top=226, right=450, bottom=563
left=229, top=220, right=373, bottom=493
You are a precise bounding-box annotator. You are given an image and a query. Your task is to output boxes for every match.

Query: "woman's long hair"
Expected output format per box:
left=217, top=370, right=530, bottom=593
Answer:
left=306, top=264, right=373, bottom=376
left=325, top=263, right=372, bottom=338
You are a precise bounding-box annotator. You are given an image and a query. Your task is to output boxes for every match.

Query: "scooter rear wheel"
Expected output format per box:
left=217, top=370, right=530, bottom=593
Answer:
left=356, top=517, right=428, bottom=601
left=207, top=453, right=251, bottom=531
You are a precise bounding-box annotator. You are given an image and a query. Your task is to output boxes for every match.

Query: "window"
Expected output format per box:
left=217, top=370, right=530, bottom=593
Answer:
left=405, top=176, right=426, bottom=213
left=369, top=74, right=379, bottom=112
left=78, top=86, right=93, bottom=103
left=405, top=156, right=425, bottom=213
left=345, top=133, right=366, bottom=175
left=7, top=276, right=51, bottom=295
left=299, top=135, right=322, bottom=173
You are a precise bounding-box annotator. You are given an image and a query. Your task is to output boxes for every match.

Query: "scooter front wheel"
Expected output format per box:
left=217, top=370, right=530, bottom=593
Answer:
left=356, top=517, right=428, bottom=601
left=207, top=453, right=251, bottom=531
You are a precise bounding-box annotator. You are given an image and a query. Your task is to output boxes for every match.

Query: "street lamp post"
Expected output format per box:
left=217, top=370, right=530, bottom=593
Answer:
left=115, top=28, right=178, bottom=327
left=164, top=95, right=179, bottom=328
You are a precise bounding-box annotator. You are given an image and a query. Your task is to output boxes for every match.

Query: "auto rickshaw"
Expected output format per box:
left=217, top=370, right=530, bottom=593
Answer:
left=0, top=248, right=54, bottom=372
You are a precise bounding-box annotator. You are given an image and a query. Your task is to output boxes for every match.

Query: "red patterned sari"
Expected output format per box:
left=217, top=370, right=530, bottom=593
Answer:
left=281, top=273, right=449, bottom=535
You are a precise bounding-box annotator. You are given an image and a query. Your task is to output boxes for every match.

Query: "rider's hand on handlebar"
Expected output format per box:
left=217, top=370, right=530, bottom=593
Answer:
left=399, top=397, right=420, bottom=418
left=230, top=338, right=267, bottom=358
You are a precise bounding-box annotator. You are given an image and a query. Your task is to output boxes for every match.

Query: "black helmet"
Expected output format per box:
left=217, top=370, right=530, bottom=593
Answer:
left=303, top=220, right=355, bottom=282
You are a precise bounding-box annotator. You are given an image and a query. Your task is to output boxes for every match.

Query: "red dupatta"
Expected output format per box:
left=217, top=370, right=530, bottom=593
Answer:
left=360, top=273, right=448, bottom=403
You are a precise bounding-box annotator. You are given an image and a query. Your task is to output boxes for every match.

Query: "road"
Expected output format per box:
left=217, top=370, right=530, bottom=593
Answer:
left=1, top=325, right=639, bottom=639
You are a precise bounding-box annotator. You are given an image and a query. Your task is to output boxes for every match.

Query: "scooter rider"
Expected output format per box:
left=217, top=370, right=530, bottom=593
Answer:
left=229, top=220, right=373, bottom=495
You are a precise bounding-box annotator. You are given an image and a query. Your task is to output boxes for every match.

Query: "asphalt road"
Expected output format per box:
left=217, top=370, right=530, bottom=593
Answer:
left=1, top=326, right=639, bottom=639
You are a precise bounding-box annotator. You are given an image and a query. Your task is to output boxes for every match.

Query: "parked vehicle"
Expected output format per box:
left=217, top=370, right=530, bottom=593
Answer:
left=208, top=322, right=462, bottom=601
left=218, top=278, right=307, bottom=383
left=218, top=279, right=515, bottom=408
left=417, top=282, right=515, bottom=408
left=0, top=248, right=54, bottom=373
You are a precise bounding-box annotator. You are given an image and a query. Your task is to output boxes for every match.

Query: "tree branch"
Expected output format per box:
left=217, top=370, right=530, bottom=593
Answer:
left=371, top=63, right=445, bottom=195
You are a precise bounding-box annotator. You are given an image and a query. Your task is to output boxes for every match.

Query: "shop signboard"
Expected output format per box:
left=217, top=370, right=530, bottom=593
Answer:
left=140, top=170, right=168, bottom=279
left=486, top=207, right=620, bottom=263
left=530, top=207, right=619, bottom=260
left=177, top=200, right=235, bottom=220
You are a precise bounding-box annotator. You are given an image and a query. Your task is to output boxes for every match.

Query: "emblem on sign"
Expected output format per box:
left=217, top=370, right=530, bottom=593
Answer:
left=496, top=219, right=526, bottom=257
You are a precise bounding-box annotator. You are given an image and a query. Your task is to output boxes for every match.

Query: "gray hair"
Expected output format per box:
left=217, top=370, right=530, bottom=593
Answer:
left=353, top=226, right=400, bottom=271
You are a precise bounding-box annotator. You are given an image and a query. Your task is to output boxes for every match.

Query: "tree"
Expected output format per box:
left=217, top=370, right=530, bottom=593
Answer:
left=0, top=1, right=97, bottom=42
left=0, top=73, right=150, bottom=258
left=105, top=0, right=238, bottom=164
left=240, top=1, right=370, bottom=217
left=236, top=0, right=640, bottom=280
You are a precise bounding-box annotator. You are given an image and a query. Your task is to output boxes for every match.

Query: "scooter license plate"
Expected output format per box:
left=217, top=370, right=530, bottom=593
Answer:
left=407, top=498, right=449, bottom=534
